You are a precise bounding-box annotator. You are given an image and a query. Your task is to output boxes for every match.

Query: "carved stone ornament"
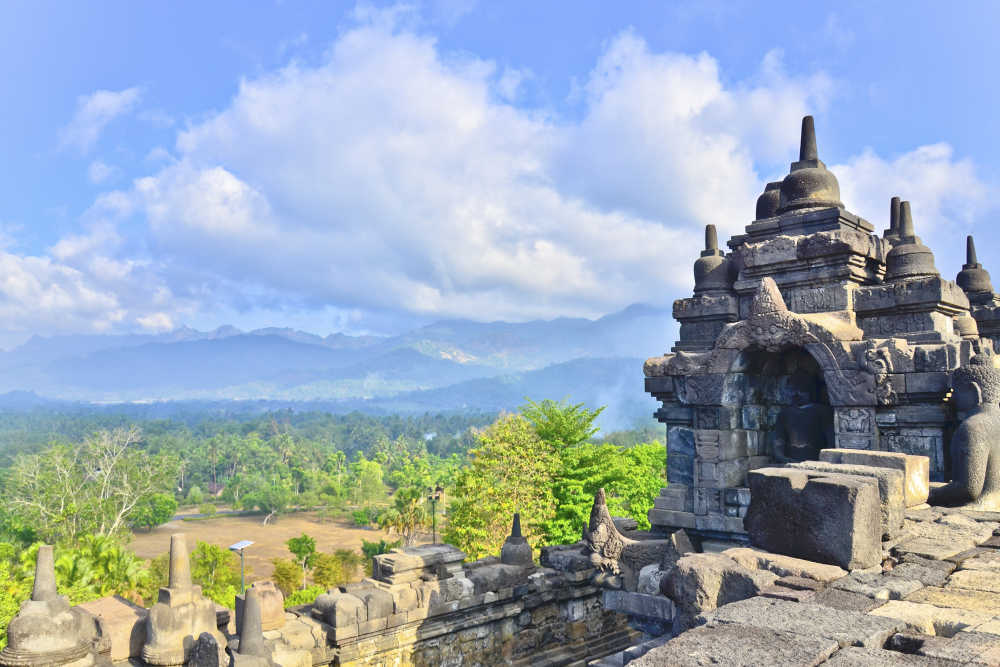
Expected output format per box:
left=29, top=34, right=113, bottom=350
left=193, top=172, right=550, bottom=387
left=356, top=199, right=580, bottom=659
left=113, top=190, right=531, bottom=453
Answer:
left=861, top=341, right=897, bottom=406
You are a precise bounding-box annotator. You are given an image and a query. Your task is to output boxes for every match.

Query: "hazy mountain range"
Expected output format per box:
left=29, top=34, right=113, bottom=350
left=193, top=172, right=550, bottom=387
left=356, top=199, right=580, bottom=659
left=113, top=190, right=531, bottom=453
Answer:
left=0, top=304, right=674, bottom=430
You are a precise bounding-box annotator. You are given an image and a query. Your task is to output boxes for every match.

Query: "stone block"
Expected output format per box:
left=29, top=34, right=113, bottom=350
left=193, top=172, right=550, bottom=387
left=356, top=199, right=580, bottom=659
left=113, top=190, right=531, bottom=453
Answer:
left=905, top=585, right=1000, bottom=615
left=694, top=514, right=726, bottom=532
left=744, top=467, right=882, bottom=570
left=906, top=372, right=950, bottom=395
left=629, top=623, right=839, bottom=667
left=888, top=561, right=954, bottom=589
left=788, top=460, right=904, bottom=538
left=721, top=547, right=847, bottom=582
left=667, top=426, right=694, bottom=460
left=811, top=588, right=885, bottom=613
left=830, top=571, right=923, bottom=600
left=601, top=591, right=674, bottom=621
left=314, top=593, right=366, bottom=628
left=823, top=646, right=956, bottom=665
left=889, top=630, right=1000, bottom=664
left=947, top=569, right=1000, bottom=593
left=667, top=454, right=694, bottom=486
left=78, top=596, right=148, bottom=662
left=648, top=509, right=696, bottom=530
left=660, top=553, right=777, bottom=620
left=235, top=581, right=285, bottom=633
left=715, top=458, right=750, bottom=487
left=703, top=596, right=905, bottom=648
left=718, top=430, right=749, bottom=460
left=742, top=405, right=766, bottom=430
left=870, top=600, right=993, bottom=637
left=357, top=588, right=394, bottom=619
left=893, top=537, right=973, bottom=562
left=819, top=448, right=930, bottom=507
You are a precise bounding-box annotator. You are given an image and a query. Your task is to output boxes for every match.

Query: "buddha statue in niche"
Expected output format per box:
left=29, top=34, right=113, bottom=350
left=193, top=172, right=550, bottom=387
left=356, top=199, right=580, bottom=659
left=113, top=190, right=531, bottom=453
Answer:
left=771, top=369, right=834, bottom=463
left=929, top=355, right=1000, bottom=510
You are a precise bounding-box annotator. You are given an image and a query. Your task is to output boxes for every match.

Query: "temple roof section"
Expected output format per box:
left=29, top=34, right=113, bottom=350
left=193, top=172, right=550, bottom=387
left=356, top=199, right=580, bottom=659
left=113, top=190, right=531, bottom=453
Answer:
left=731, top=116, right=874, bottom=249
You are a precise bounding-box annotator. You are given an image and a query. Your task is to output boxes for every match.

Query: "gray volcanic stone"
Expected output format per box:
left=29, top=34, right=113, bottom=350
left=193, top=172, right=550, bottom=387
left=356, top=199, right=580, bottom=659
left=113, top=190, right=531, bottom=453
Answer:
left=811, top=587, right=886, bottom=613
left=888, top=631, right=1000, bottom=665
left=823, top=646, right=962, bottom=666
left=788, top=460, right=905, bottom=538
left=702, top=596, right=905, bottom=648
left=628, top=622, right=839, bottom=667
left=830, top=571, right=923, bottom=600
left=820, top=449, right=930, bottom=507
left=890, top=556, right=956, bottom=587
left=744, top=467, right=882, bottom=570
left=660, top=552, right=776, bottom=631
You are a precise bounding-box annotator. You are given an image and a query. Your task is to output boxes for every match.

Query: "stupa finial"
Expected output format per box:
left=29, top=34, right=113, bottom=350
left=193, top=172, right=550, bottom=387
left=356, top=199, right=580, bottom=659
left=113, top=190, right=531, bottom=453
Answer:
left=31, top=545, right=58, bottom=602
left=799, top=115, right=818, bottom=161
left=968, top=235, right=979, bottom=266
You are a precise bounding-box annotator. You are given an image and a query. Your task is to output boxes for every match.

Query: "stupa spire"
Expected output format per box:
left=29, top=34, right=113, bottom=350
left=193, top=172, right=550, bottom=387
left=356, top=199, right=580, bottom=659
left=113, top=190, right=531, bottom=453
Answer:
left=799, top=115, right=818, bottom=161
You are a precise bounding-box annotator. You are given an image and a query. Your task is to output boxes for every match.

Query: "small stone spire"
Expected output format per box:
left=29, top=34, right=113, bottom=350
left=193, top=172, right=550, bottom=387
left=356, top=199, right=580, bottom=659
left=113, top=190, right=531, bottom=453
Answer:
left=31, top=544, right=58, bottom=602
left=500, top=512, right=533, bottom=567
left=693, top=224, right=732, bottom=294
left=884, top=196, right=901, bottom=241
left=168, top=533, right=192, bottom=589
left=777, top=115, right=843, bottom=214
left=898, top=201, right=915, bottom=239
left=703, top=225, right=720, bottom=257
left=884, top=201, right=939, bottom=281
left=799, top=115, right=818, bottom=161
left=957, top=234, right=994, bottom=300
left=237, top=588, right=268, bottom=658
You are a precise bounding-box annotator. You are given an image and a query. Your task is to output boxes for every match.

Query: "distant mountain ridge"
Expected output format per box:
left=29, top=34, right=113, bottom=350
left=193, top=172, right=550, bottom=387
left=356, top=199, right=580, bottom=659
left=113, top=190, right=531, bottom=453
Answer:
left=0, top=304, right=674, bottom=430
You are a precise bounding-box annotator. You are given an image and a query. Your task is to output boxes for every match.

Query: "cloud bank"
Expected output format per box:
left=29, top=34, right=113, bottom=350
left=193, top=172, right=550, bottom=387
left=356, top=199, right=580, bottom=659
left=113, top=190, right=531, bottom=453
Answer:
left=4, top=11, right=994, bottom=338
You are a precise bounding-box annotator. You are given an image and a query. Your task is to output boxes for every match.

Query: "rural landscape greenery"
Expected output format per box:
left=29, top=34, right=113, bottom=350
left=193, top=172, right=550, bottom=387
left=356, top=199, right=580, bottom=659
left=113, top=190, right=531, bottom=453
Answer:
left=0, top=401, right=664, bottom=646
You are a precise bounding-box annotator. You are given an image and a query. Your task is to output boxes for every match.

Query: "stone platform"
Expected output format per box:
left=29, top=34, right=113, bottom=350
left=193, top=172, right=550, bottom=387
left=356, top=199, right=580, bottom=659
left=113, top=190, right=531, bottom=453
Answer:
left=598, top=505, right=1000, bottom=666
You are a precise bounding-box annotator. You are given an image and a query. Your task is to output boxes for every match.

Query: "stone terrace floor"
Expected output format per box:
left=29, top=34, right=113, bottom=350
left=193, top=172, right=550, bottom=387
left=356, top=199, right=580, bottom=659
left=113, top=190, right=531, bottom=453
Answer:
left=617, top=506, right=1000, bottom=666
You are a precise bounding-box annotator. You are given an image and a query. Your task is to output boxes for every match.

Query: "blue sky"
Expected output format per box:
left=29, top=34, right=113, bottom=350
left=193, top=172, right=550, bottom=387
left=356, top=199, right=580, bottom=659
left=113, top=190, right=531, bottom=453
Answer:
left=0, top=1, right=998, bottom=346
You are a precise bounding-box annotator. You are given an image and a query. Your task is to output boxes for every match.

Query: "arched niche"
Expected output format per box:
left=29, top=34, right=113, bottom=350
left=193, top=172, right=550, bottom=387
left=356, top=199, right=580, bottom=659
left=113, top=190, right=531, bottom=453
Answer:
left=722, top=345, right=834, bottom=463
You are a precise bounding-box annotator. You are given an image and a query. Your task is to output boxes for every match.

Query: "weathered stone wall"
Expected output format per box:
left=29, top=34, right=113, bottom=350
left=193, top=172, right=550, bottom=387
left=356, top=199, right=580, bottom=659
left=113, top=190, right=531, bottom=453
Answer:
left=329, top=571, right=631, bottom=666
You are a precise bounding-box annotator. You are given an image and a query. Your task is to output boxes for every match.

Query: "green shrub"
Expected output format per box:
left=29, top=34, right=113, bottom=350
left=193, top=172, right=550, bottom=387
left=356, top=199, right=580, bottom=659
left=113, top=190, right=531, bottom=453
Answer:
left=197, top=503, right=217, bottom=516
left=271, top=558, right=303, bottom=596
left=351, top=506, right=380, bottom=527
left=284, top=584, right=324, bottom=607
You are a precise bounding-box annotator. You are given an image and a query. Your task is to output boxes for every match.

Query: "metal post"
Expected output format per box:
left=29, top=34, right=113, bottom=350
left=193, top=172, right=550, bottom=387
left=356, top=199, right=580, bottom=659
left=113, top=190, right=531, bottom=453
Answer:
left=431, top=497, right=437, bottom=544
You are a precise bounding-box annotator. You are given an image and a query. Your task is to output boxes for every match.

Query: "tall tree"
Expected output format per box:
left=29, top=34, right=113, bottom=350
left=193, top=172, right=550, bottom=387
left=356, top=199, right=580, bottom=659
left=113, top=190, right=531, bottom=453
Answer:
left=4, top=427, right=178, bottom=542
left=444, top=414, right=556, bottom=560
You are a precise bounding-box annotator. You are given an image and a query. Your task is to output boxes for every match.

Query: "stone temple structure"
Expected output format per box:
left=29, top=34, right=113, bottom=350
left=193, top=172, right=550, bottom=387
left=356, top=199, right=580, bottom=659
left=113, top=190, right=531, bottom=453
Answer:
left=644, top=115, right=1000, bottom=542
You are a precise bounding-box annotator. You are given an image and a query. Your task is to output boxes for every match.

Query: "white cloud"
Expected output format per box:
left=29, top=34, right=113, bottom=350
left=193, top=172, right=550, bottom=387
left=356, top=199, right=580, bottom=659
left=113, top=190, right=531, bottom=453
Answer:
left=59, top=87, right=142, bottom=154
left=87, top=160, right=119, bottom=184
left=121, top=17, right=837, bottom=324
left=6, top=10, right=993, bottom=338
left=833, top=144, right=993, bottom=271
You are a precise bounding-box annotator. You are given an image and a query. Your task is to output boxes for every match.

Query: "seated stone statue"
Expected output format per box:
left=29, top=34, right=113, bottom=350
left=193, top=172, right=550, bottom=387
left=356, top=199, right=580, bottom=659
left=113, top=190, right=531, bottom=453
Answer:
left=929, top=354, right=1000, bottom=510
left=771, top=370, right=834, bottom=463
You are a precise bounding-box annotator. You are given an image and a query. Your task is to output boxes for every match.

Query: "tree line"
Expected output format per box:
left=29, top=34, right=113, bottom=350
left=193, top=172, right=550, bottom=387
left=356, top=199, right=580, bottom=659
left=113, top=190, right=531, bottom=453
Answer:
left=0, top=403, right=664, bottom=644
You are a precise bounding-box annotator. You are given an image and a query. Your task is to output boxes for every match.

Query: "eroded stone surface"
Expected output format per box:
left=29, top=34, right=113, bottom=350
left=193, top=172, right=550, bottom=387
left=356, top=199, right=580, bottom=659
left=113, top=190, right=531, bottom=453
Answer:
left=701, top=596, right=904, bottom=648
left=722, top=547, right=847, bottom=582
left=744, top=467, right=882, bottom=570
left=628, top=623, right=839, bottom=667
left=870, top=601, right=994, bottom=637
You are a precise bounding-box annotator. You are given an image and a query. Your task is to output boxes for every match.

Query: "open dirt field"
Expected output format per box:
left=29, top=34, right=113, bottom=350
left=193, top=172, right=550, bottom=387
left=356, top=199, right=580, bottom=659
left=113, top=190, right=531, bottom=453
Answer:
left=129, top=512, right=399, bottom=583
